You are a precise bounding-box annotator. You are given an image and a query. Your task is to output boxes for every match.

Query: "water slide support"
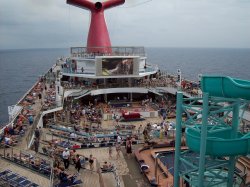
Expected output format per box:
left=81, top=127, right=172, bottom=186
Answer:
left=198, top=92, right=209, bottom=187
left=174, top=92, right=183, bottom=187
left=227, top=101, right=240, bottom=187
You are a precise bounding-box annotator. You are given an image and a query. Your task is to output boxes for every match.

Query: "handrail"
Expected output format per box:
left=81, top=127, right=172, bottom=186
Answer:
left=224, top=76, right=250, bottom=89
left=96, top=160, right=105, bottom=187
left=237, top=159, right=248, bottom=176
left=49, top=159, right=54, bottom=187
left=26, top=75, right=65, bottom=148
left=1, top=144, right=53, bottom=180
left=60, top=74, right=200, bottom=98
left=70, top=46, right=146, bottom=57
left=113, top=167, right=121, bottom=187
left=26, top=111, right=42, bottom=148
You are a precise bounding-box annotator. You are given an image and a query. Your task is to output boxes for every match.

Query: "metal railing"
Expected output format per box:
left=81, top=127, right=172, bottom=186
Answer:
left=60, top=73, right=200, bottom=97
left=1, top=145, right=53, bottom=180
left=113, top=168, right=121, bottom=187
left=25, top=111, right=42, bottom=148
left=70, top=46, right=145, bottom=58
left=96, top=160, right=105, bottom=187
left=49, top=161, right=54, bottom=187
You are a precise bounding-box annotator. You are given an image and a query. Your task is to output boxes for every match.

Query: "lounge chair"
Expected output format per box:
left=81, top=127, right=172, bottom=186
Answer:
left=5, top=173, right=19, bottom=181
left=54, top=179, right=83, bottom=187
left=99, top=143, right=106, bottom=147
left=29, top=183, right=39, bottom=187
left=140, top=164, right=150, bottom=174
left=0, top=169, right=11, bottom=177
left=19, top=179, right=32, bottom=187
left=13, top=176, right=27, bottom=184
left=54, top=175, right=83, bottom=187
left=80, top=144, right=87, bottom=148
left=101, top=167, right=114, bottom=173
left=88, top=144, right=95, bottom=148
left=8, top=176, right=27, bottom=187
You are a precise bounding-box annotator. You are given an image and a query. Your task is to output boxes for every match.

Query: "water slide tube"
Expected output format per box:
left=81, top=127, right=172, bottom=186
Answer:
left=186, top=127, right=250, bottom=156
left=201, top=75, right=250, bottom=100
left=185, top=76, right=250, bottom=156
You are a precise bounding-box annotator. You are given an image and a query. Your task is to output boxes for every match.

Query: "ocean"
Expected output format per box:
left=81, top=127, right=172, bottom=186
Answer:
left=1, top=47, right=250, bottom=124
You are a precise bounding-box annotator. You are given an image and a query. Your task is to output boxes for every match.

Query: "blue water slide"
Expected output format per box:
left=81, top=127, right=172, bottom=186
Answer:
left=186, top=127, right=250, bottom=156
left=201, top=75, right=250, bottom=100
left=185, top=75, right=250, bottom=156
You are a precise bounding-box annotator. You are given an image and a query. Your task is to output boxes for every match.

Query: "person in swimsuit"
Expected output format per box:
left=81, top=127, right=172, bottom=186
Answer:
left=126, top=137, right=132, bottom=158
left=75, top=154, right=81, bottom=173
left=115, top=143, right=121, bottom=159
left=108, top=146, right=113, bottom=159
left=89, top=154, right=95, bottom=171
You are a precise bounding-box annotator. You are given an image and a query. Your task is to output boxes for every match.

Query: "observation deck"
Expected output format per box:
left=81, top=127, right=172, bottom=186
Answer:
left=60, top=46, right=158, bottom=78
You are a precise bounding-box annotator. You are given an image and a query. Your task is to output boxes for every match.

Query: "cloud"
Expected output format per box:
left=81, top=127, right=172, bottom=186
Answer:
left=26, top=0, right=55, bottom=7
left=1, top=0, right=250, bottom=49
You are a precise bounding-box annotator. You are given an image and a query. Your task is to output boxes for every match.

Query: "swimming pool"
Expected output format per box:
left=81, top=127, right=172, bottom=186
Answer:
left=156, top=150, right=245, bottom=186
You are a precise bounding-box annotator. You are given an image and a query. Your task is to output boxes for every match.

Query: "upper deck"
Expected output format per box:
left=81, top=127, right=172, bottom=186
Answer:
left=60, top=46, right=158, bottom=78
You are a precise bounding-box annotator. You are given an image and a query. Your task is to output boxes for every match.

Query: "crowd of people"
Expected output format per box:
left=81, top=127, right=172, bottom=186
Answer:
left=1, top=113, right=31, bottom=147
left=55, top=100, right=102, bottom=130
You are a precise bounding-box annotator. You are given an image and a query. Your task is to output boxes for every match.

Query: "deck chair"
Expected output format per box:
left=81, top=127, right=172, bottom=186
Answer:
left=19, top=179, right=32, bottom=187
left=13, top=176, right=27, bottom=184
left=42, top=147, right=49, bottom=155
left=101, top=167, right=114, bottom=173
left=5, top=173, right=18, bottom=181
left=0, top=169, right=11, bottom=177
left=40, top=164, right=51, bottom=176
left=54, top=179, right=83, bottom=187
left=29, top=183, right=39, bottom=187
left=88, top=144, right=95, bottom=148
left=99, top=143, right=106, bottom=147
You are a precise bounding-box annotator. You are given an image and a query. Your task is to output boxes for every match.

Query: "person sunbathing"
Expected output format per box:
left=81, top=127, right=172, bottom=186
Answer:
left=58, top=168, right=76, bottom=183
left=101, top=161, right=114, bottom=172
left=140, top=161, right=150, bottom=173
left=4, top=135, right=17, bottom=146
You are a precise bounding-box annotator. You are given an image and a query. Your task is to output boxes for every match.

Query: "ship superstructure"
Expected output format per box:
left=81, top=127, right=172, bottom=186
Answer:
left=0, top=1, right=250, bottom=187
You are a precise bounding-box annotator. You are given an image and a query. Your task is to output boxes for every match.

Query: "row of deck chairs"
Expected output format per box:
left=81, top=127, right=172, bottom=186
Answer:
left=0, top=169, right=39, bottom=187
left=48, top=138, right=139, bottom=151
left=54, top=173, right=83, bottom=187
left=57, top=140, right=72, bottom=148
left=2, top=152, right=52, bottom=178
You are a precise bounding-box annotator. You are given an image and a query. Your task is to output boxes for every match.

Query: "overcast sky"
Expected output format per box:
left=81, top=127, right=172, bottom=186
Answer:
left=1, top=0, right=250, bottom=49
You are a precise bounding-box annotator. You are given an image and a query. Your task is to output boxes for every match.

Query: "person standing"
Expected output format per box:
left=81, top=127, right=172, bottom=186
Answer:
left=89, top=154, right=95, bottom=172
left=115, top=142, right=121, bottom=159
left=34, top=128, right=40, bottom=139
left=38, top=93, right=42, bottom=105
left=108, top=146, right=113, bottom=159
left=137, top=124, right=142, bottom=138
left=39, top=127, right=44, bottom=140
left=34, top=138, right=40, bottom=154
left=62, top=148, right=70, bottom=169
left=117, top=134, right=122, bottom=145
left=143, top=128, right=150, bottom=145
left=159, top=127, right=164, bottom=141
left=126, top=137, right=132, bottom=158
left=28, top=115, right=34, bottom=126
left=75, top=154, right=81, bottom=173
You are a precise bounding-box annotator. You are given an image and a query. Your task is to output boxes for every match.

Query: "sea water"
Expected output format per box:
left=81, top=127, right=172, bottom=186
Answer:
left=1, top=47, right=250, bottom=124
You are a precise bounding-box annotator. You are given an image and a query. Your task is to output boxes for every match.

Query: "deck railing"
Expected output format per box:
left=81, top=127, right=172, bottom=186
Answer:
left=25, top=111, right=42, bottom=148
left=96, top=160, right=106, bottom=187
left=1, top=145, right=53, bottom=180
left=70, top=46, right=145, bottom=58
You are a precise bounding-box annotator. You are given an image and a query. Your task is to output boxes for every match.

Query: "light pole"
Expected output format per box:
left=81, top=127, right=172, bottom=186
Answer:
left=177, top=69, right=182, bottom=91
left=154, top=153, right=160, bottom=185
left=198, top=74, right=202, bottom=97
